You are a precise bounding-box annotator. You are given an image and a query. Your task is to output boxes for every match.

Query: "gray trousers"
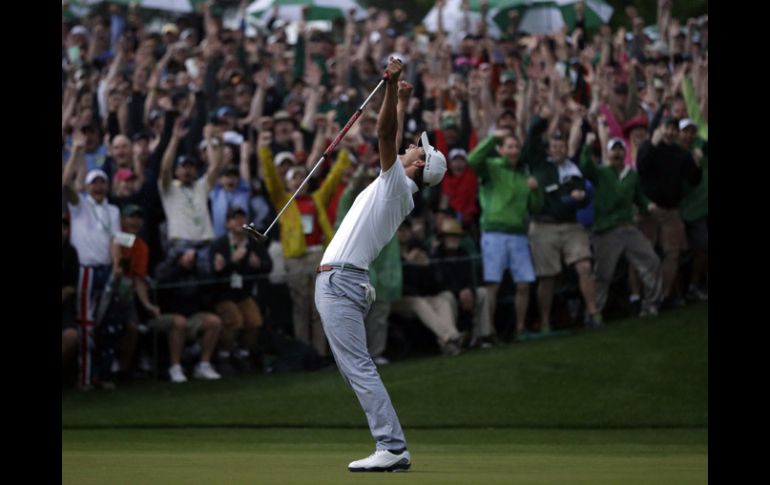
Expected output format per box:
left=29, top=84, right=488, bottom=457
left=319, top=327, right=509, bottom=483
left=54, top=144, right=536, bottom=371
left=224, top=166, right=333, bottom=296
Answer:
left=365, top=300, right=390, bottom=359
left=592, top=225, right=663, bottom=313
left=315, top=268, right=407, bottom=451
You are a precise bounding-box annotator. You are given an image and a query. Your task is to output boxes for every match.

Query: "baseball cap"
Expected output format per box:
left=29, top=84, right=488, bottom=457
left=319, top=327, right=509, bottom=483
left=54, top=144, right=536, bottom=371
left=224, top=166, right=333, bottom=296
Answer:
left=121, top=204, right=144, bottom=217
left=220, top=165, right=240, bottom=177
left=419, top=131, right=447, bottom=187
left=273, top=110, right=296, bottom=125
left=85, top=169, right=108, bottom=184
left=215, top=106, right=237, bottom=120
left=175, top=155, right=197, bottom=168
left=285, top=166, right=307, bottom=183
left=162, top=23, right=179, bottom=36
left=448, top=148, right=468, bottom=160
left=148, top=109, right=163, bottom=122
left=226, top=206, right=247, bottom=219
left=132, top=130, right=152, bottom=143
left=71, top=25, right=89, bottom=39
left=438, top=218, right=464, bottom=237
left=180, top=28, right=196, bottom=41
left=274, top=151, right=296, bottom=167
left=679, top=118, right=698, bottom=131
left=222, top=130, right=244, bottom=145
left=606, top=137, right=627, bottom=152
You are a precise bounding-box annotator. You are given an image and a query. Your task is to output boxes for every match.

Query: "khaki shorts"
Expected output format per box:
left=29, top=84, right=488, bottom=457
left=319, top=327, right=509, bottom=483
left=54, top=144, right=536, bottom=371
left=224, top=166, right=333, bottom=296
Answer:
left=637, top=208, right=688, bottom=253
left=148, top=312, right=211, bottom=342
left=529, top=222, right=592, bottom=277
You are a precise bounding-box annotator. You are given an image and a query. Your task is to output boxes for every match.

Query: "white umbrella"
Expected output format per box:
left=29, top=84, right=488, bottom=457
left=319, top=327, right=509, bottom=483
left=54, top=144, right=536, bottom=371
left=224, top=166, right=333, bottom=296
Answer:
left=421, top=0, right=503, bottom=39
left=518, top=5, right=565, bottom=34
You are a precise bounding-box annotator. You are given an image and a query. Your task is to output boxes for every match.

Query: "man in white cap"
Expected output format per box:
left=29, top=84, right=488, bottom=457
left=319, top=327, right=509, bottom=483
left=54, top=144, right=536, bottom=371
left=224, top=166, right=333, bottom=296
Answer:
left=578, top=133, right=663, bottom=318
left=62, top=158, right=122, bottom=390
left=314, top=58, right=447, bottom=472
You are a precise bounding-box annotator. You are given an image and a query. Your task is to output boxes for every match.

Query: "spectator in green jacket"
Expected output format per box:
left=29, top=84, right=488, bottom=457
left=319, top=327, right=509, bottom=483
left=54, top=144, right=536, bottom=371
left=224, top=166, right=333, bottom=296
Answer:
left=467, top=130, right=543, bottom=339
left=579, top=129, right=663, bottom=318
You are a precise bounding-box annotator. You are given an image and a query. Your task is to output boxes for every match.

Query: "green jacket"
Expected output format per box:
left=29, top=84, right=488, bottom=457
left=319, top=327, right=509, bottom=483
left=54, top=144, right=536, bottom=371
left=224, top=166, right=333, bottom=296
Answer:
left=578, top=145, right=651, bottom=234
left=467, top=135, right=543, bottom=234
left=680, top=138, right=708, bottom=222
left=520, top=116, right=589, bottom=223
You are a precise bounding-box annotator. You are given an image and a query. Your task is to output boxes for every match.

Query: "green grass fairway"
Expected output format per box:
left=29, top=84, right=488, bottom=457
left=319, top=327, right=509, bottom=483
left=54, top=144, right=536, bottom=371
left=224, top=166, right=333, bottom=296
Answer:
left=62, top=304, right=708, bottom=484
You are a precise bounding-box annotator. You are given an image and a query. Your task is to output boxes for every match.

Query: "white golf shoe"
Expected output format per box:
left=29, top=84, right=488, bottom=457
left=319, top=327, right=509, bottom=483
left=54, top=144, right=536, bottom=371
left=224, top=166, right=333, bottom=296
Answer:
left=348, top=449, right=411, bottom=472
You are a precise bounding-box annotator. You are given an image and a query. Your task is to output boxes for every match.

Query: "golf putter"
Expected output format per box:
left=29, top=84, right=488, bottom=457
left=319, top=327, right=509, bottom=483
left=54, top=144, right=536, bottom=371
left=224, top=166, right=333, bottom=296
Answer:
left=243, top=63, right=399, bottom=242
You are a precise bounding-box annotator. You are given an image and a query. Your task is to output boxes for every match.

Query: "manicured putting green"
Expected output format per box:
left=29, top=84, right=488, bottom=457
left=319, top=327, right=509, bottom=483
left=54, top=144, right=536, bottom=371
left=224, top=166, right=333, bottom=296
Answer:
left=62, top=428, right=707, bottom=485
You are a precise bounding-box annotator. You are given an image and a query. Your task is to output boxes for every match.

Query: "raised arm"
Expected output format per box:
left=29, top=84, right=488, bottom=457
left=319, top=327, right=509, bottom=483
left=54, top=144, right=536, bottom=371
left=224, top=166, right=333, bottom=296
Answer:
left=239, top=137, right=252, bottom=182
left=579, top=132, right=599, bottom=182
left=396, top=80, right=413, bottom=149
left=205, top=124, right=226, bottom=189
left=376, top=58, right=403, bottom=172
left=300, top=63, right=323, bottom=130
left=568, top=106, right=586, bottom=158
left=247, top=69, right=269, bottom=132
left=159, top=116, right=187, bottom=190
left=467, top=134, right=501, bottom=181
left=62, top=129, right=86, bottom=205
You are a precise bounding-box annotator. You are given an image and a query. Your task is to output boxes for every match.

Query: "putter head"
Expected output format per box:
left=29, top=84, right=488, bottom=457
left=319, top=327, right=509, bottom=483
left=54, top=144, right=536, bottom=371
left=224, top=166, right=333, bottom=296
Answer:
left=242, top=222, right=267, bottom=242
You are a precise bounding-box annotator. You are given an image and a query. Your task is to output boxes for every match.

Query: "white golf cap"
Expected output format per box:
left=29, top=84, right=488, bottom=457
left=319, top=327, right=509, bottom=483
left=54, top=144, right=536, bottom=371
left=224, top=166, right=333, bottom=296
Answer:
left=285, top=166, right=307, bottom=183
left=448, top=148, right=468, bottom=160
left=85, top=169, right=108, bottom=184
left=274, top=151, right=297, bottom=167
left=419, top=132, right=447, bottom=187
left=71, top=25, right=90, bottom=39
left=606, top=137, right=627, bottom=153
left=679, top=118, right=698, bottom=131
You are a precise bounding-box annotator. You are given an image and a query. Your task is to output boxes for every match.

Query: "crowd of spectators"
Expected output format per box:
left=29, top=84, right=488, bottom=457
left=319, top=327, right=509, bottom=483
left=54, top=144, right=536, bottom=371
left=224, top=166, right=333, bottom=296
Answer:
left=61, top=0, right=708, bottom=390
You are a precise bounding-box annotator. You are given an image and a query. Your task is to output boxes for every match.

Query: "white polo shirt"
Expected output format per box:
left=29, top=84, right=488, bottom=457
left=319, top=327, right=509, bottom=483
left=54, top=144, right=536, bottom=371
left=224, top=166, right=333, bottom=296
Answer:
left=322, top=157, right=417, bottom=270
left=68, top=193, right=121, bottom=266
left=159, top=177, right=215, bottom=242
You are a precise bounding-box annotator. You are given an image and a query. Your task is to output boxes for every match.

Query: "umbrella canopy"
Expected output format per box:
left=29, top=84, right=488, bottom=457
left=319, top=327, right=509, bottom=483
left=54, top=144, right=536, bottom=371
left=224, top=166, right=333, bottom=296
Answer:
left=75, top=0, right=203, bottom=13
left=247, top=0, right=366, bottom=23
left=422, top=0, right=503, bottom=38
left=490, top=0, right=613, bottom=34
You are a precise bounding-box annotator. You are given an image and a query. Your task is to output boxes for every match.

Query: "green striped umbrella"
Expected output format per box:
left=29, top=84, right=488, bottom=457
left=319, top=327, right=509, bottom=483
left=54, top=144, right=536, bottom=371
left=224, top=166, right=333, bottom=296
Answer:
left=490, top=0, right=613, bottom=34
